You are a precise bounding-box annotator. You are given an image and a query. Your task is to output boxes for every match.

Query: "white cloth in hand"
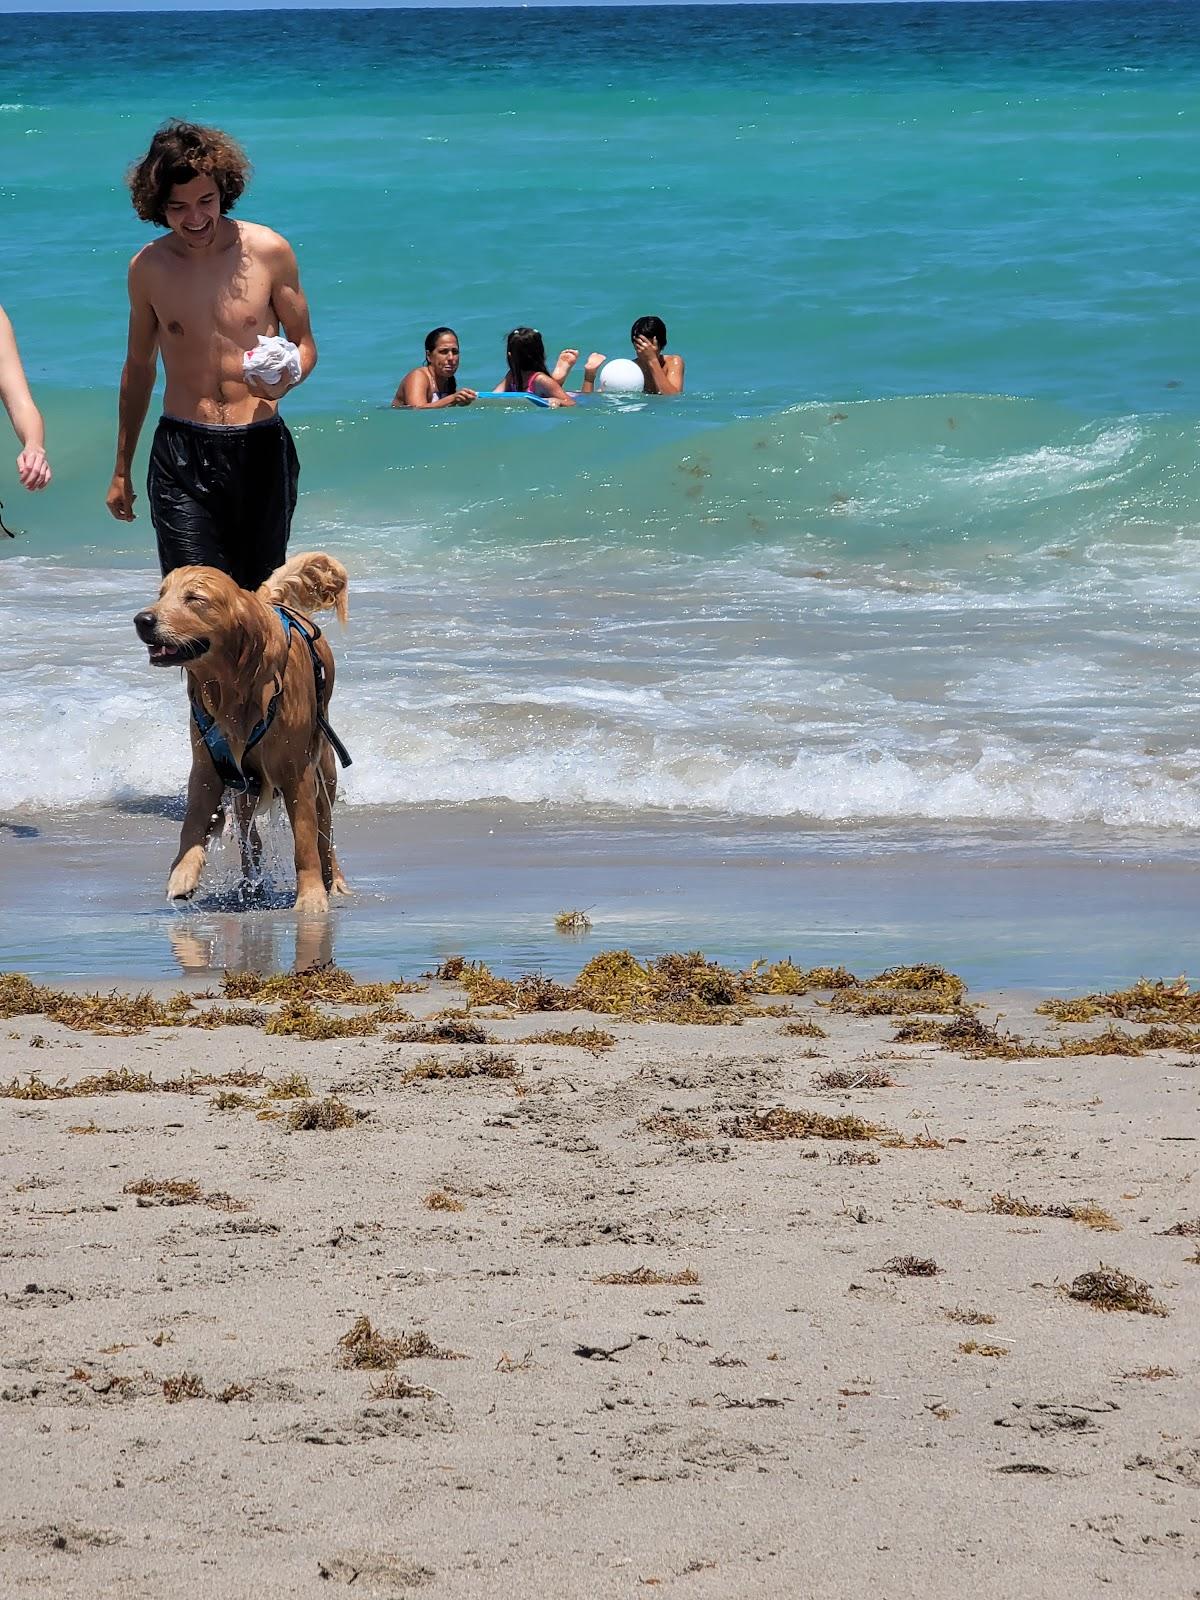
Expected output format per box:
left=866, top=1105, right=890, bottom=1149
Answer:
left=243, top=334, right=302, bottom=388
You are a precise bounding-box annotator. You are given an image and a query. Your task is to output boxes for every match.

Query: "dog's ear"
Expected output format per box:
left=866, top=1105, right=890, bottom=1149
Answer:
left=229, top=587, right=285, bottom=683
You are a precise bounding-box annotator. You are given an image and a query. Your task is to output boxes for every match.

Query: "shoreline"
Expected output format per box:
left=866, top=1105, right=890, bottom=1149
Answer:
left=2, top=801, right=1197, bottom=989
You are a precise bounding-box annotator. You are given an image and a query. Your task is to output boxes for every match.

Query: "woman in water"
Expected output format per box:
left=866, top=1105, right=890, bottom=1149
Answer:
left=580, top=315, right=685, bottom=396
left=0, top=303, right=52, bottom=490
left=393, top=327, right=477, bottom=409
left=495, top=327, right=576, bottom=406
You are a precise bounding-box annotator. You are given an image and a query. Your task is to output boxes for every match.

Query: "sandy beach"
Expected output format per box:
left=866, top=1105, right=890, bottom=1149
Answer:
left=3, top=964, right=1197, bottom=1598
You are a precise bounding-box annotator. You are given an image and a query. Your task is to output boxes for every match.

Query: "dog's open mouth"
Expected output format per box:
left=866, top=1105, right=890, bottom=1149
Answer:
left=146, top=638, right=209, bottom=667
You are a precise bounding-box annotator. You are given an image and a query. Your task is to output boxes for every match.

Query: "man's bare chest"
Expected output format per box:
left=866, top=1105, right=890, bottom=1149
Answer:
left=151, top=259, right=276, bottom=347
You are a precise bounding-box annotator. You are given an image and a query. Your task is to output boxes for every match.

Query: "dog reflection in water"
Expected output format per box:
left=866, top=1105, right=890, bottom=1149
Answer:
left=168, top=913, right=336, bottom=976
left=134, top=553, right=351, bottom=915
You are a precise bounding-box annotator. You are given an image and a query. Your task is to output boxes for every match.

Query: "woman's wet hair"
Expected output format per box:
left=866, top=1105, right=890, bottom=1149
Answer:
left=631, top=315, right=668, bottom=349
left=127, top=120, right=250, bottom=228
left=425, top=327, right=458, bottom=355
left=505, top=326, right=548, bottom=388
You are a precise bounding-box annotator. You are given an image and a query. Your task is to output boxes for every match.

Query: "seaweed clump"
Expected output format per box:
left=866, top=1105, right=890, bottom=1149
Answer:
left=989, top=1192, right=1119, bottom=1231
left=1066, top=1267, right=1167, bottom=1315
left=403, top=1050, right=521, bottom=1086
left=393, top=1018, right=491, bottom=1045
left=593, top=1266, right=700, bottom=1287
left=162, top=1372, right=207, bottom=1403
left=554, top=909, right=593, bottom=933
left=123, top=1178, right=244, bottom=1211
left=1037, top=976, right=1200, bottom=1024
left=722, top=1106, right=886, bottom=1143
left=813, top=1066, right=896, bottom=1090
left=338, top=1315, right=464, bottom=1368
left=0, top=974, right=194, bottom=1034
left=752, top=959, right=810, bottom=995
left=223, top=965, right=420, bottom=1004
left=881, top=1255, right=940, bottom=1277
left=517, top=1027, right=616, bottom=1053
left=264, top=1002, right=378, bottom=1040
left=831, top=965, right=967, bottom=1018
left=285, top=1097, right=361, bottom=1131
left=782, top=1018, right=827, bottom=1039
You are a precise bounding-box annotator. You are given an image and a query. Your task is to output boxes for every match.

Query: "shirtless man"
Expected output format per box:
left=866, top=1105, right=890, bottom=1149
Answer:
left=106, top=121, right=317, bottom=589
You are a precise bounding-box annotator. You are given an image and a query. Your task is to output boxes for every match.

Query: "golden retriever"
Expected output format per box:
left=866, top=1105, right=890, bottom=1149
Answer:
left=133, top=552, right=350, bottom=914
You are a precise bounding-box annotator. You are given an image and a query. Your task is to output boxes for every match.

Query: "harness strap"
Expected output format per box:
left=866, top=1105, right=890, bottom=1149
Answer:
left=275, top=605, right=353, bottom=771
left=190, top=604, right=352, bottom=795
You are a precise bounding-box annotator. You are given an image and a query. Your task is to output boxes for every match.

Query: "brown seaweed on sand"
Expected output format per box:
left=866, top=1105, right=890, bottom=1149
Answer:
left=989, top=1192, right=1119, bottom=1231
left=517, top=1027, right=616, bottom=1053
left=813, top=1066, right=896, bottom=1090
left=123, top=1178, right=245, bottom=1211
left=402, top=1050, right=522, bottom=1086
left=593, top=1266, right=700, bottom=1287
left=1037, top=976, right=1200, bottom=1024
left=338, top=1315, right=464, bottom=1368
left=1066, top=1266, right=1167, bottom=1316
left=264, top=1001, right=378, bottom=1040
left=223, top=965, right=421, bottom=1004
left=285, top=1098, right=361, bottom=1132
left=392, top=1018, right=492, bottom=1045
left=722, top=1106, right=888, bottom=1143
left=880, top=1255, right=940, bottom=1277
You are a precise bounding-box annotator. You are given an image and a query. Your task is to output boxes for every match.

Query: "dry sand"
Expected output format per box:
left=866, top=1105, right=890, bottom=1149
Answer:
left=2, top=979, right=1198, bottom=1598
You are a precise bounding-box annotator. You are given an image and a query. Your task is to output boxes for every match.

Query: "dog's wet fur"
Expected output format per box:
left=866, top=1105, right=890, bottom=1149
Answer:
left=135, top=553, right=351, bottom=915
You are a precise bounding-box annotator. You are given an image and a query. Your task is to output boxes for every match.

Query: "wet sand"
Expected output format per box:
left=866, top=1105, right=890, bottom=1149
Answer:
left=2, top=978, right=1198, bottom=1597
left=2, top=801, right=1197, bottom=988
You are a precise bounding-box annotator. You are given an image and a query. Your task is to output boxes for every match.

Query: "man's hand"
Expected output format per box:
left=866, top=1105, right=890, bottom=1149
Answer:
left=450, top=388, right=477, bottom=406
left=245, top=370, right=298, bottom=402
left=551, top=348, right=579, bottom=383
left=583, top=352, right=607, bottom=380
left=106, top=471, right=136, bottom=522
left=17, top=445, right=51, bottom=492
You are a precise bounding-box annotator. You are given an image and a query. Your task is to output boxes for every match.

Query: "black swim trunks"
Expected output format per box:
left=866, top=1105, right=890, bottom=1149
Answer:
left=148, top=413, right=299, bottom=591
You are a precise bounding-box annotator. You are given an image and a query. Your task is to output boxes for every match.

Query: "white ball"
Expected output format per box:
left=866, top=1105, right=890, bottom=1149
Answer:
left=596, top=357, right=645, bottom=394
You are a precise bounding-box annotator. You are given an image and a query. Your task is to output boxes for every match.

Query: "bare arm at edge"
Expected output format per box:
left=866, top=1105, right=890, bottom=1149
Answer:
left=0, top=303, right=51, bottom=490
left=106, top=254, right=159, bottom=522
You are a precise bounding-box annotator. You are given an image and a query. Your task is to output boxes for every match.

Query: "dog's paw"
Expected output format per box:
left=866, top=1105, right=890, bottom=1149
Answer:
left=330, top=874, right=352, bottom=896
left=167, top=851, right=205, bottom=901
left=294, top=885, right=330, bottom=916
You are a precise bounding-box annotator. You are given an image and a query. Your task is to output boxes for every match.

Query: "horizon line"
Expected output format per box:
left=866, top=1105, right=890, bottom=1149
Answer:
left=0, top=0, right=1104, bottom=13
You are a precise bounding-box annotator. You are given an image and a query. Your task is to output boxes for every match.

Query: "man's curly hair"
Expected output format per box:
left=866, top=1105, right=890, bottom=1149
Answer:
left=127, top=121, right=251, bottom=228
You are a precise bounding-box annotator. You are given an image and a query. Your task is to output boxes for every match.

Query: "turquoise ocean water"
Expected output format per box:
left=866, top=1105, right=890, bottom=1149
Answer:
left=2, top=2, right=1199, bottom=976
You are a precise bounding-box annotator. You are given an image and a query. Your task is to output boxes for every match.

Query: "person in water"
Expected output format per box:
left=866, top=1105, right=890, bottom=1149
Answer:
left=495, top=327, right=576, bottom=406
left=0, top=303, right=52, bottom=493
left=394, top=327, right=477, bottom=409
left=580, top=315, right=685, bottom=395
left=106, top=120, right=317, bottom=591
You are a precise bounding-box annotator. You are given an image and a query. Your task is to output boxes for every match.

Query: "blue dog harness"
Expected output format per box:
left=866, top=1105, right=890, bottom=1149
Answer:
left=189, top=604, right=352, bottom=796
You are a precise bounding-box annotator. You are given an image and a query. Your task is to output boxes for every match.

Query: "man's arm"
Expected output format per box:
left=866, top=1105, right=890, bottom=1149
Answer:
left=106, top=255, right=159, bottom=522
left=254, top=237, right=316, bottom=399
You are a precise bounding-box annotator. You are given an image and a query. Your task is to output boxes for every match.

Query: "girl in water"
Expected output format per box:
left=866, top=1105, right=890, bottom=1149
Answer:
left=495, top=327, right=576, bottom=406
left=393, top=327, right=477, bottom=409
left=0, top=304, right=51, bottom=491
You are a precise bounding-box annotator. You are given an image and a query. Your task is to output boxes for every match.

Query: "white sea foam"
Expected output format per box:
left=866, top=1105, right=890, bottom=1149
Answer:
left=5, top=526, right=1200, bottom=833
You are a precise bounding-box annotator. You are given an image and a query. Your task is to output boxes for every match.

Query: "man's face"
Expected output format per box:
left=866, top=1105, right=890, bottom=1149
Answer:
left=163, top=173, right=221, bottom=249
